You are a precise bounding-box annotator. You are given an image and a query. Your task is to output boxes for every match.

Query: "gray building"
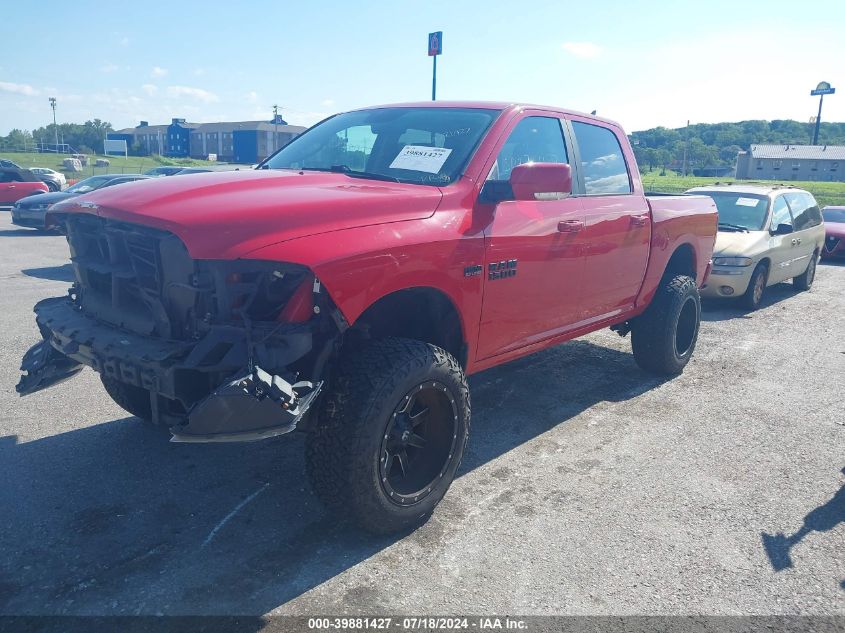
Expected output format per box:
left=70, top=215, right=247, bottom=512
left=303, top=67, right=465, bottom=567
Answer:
left=736, top=144, right=845, bottom=182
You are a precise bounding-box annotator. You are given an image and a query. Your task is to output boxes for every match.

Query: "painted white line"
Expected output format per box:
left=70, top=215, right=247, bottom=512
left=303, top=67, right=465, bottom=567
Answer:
left=201, top=482, right=270, bottom=548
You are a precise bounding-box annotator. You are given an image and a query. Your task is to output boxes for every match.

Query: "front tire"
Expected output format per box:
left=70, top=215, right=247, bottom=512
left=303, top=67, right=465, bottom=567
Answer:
left=741, top=263, right=768, bottom=310
left=100, top=376, right=154, bottom=423
left=793, top=251, right=817, bottom=291
left=305, top=338, right=470, bottom=534
left=631, top=274, right=701, bottom=375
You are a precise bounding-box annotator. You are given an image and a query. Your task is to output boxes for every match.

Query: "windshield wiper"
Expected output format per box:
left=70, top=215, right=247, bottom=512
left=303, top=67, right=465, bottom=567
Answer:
left=718, top=222, right=749, bottom=232
left=296, top=165, right=401, bottom=183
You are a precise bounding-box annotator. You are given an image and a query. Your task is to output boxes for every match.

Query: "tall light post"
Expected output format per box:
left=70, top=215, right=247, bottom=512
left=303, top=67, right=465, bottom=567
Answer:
left=48, top=97, right=58, bottom=152
left=810, top=81, right=835, bottom=145
left=272, top=104, right=280, bottom=153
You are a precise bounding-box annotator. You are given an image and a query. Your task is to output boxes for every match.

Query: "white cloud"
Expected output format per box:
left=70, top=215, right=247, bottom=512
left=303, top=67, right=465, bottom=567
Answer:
left=561, top=41, right=603, bottom=59
left=0, top=81, right=39, bottom=96
left=321, top=99, right=335, bottom=107
left=167, top=85, right=220, bottom=103
left=246, top=91, right=259, bottom=103
left=141, top=84, right=158, bottom=96
left=193, top=68, right=206, bottom=76
left=151, top=66, right=168, bottom=78
left=100, top=63, right=119, bottom=73
left=120, top=36, right=130, bottom=46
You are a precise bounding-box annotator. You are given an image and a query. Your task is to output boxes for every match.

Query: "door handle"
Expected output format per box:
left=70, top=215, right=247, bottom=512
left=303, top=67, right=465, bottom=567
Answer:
left=630, top=214, right=649, bottom=227
left=557, top=220, right=584, bottom=233
left=7, top=185, right=15, bottom=189
left=791, top=238, right=798, bottom=245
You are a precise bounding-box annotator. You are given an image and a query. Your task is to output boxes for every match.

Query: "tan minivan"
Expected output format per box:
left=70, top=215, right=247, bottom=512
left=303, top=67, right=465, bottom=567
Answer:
left=687, top=184, right=825, bottom=309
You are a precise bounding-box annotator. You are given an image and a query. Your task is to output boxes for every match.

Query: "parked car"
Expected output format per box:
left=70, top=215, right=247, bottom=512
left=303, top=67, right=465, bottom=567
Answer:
left=144, top=166, right=185, bottom=177
left=686, top=184, right=825, bottom=309
left=11, top=174, right=150, bottom=229
left=29, top=167, right=67, bottom=192
left=0, top=159, right=22, bottom=169
left=174, top=167, right=212, bottom=175
left=17, top=102, right=718, bottom=534
left=0, top=168, right=49, bottom=206
left=821, top=206, right=845, bottom=260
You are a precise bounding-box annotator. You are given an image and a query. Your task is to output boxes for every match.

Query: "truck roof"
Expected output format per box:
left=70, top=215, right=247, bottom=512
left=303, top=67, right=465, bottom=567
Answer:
left=352, top=101, right=623, bottom=129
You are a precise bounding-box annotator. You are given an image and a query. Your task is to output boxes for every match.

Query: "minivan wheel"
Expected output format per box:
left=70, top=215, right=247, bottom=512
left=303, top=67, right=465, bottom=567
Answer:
left=742, top=263, right=768, bottom=310
left=305, top=337, right=470, bottom=535
left=631, top=274, right=701, bottom=376
left=793, top=252, right=817, bottom=291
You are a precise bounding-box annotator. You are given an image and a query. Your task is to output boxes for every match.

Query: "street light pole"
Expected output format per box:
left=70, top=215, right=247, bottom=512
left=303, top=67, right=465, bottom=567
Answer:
left=48, top=97, right=58, bottom=152
left=273, top=104, right=279, bottom=154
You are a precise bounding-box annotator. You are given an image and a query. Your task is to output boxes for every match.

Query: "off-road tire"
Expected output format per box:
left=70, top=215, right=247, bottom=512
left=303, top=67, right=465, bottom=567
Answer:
left=100, top=375, right=154, bottom=423
left=741, top=263, right=768, bottom=310
left=305, top=337, right=470, bottom=534
left=793, top=251, right=818, bottom=291
left=631, top=274, right=700, bottom=375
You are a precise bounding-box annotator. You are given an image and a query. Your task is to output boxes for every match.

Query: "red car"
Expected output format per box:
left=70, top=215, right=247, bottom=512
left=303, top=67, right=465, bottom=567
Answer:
left=0, top=168, right=49, bottom=205
left=822, top=206, right=845, bottom=259
left=18, top=102, right=717, bottom=533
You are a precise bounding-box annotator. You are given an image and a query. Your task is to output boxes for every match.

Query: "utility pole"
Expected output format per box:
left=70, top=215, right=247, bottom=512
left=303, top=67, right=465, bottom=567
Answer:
left=682, top=120, right=689, bottom=176
left=810, top=81, right=835, bottom=145
left=272, top=104, right=280, bottom=153
left=49, top=97, right=58, bottom=152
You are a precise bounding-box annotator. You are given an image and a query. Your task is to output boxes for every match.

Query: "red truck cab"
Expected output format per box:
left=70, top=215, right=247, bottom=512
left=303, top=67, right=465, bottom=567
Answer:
left=18, top=102, right=717, bottom=533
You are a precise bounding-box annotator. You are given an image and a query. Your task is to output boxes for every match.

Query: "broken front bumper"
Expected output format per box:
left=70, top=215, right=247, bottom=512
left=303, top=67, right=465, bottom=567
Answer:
left=17, top=297, right=322, bottom=442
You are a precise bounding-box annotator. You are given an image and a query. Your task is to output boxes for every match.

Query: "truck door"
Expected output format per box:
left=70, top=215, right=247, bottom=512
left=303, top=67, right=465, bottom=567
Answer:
left=569, top=119, right=651, bottom=321
left=476, top=115, right=584, bottom=360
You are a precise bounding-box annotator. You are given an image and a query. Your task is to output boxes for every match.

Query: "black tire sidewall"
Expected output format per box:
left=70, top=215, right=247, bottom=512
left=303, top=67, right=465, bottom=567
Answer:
left=744, top=265, right=767, bottom=309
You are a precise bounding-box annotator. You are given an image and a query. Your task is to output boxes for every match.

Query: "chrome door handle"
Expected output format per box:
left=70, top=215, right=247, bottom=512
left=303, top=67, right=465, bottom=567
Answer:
left=791, top=238, right=798, bottom=245
left=558, top=220, right=584, bottom=233
left=630, top=214, right=649, bottom=227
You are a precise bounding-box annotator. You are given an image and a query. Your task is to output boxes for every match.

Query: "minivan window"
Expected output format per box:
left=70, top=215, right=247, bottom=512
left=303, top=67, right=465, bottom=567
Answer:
left=784, top=192, right=816, bottom=231
left=571, top=121, right=631, bottom=195
left=770, top=195, right=793, bottom=231
left=486, top=116, right=568, bottom=182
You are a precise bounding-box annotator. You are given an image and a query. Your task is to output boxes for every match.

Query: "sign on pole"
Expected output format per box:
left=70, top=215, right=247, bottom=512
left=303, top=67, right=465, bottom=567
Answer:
left=810, top=81, right=835, bottom=144
left=810, top=81, right=835, bottom=96
left=103, top=138, right=128, bottom=158
left=428, top=31, right=442, bottom=101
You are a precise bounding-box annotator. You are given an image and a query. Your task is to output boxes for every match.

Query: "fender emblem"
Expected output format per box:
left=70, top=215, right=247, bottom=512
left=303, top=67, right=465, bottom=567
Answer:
left=488, top=259, right=518, bottom=280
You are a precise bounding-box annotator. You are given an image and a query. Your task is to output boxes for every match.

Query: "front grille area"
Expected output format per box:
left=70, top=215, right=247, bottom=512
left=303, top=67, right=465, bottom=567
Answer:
left=64, top=214, right=199, bottom=340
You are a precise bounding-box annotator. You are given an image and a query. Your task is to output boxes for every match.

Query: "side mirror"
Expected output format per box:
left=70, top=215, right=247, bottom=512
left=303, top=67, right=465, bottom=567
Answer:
left=510, top=162, right=572, bottom=201
left=772, top=223, right=793, bottom=235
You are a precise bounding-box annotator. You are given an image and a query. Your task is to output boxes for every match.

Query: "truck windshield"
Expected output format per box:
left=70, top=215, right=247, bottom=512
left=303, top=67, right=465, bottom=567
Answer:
left=700, top=192, right=769, bottom=231
left=261, top=107, right=500, bottom=185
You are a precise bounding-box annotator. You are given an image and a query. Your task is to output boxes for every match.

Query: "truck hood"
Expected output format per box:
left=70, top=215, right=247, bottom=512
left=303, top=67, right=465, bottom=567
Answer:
left=713, top=229, right=770, bottom=257
left=49, top=169, right=443, bottom=259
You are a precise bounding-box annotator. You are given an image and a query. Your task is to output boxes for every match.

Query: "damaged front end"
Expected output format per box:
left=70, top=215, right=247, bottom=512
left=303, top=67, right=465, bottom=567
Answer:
left=17, top=214, right=343, bottom=441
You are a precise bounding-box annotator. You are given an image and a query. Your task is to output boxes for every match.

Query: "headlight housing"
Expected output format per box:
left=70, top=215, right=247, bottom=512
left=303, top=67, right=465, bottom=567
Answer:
left=713, top=256, right=753, bottom=267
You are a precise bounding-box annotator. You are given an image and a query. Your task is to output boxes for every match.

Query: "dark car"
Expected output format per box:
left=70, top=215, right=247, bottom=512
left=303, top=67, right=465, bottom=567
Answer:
left=174, top=167, right=212, bottom=175
left=0, top=159, right=23, bottom=169
left=11, top=173, right=150, bottom=229
left=144, top=166, right=185, bottom=177
left=822, top=206, right=845, bottom=260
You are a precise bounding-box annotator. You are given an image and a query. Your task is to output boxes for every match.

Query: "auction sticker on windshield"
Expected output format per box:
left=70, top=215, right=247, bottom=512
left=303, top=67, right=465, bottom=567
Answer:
left=736, top=197, right=761, bottom=207
left=389, top=145, right=452, bottom=173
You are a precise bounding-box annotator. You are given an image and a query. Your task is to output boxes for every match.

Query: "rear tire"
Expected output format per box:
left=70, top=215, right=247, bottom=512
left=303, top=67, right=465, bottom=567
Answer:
left=741, top=263, right=768, bottom=311
left=631, top=274, right=700, bottom=375
left=305, top=337, right=470, bottom=534
left=46, top=181, right=60, bottom=192
left=793, top=251, right=817, bottom=291
left=100, top=376, right=154, bottom=423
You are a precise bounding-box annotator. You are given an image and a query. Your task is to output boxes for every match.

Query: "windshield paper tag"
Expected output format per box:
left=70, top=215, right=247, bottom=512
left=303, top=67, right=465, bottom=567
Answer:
left=389, top=145, right=452, bottom=173
left=736, top=197, right=759, bottom=207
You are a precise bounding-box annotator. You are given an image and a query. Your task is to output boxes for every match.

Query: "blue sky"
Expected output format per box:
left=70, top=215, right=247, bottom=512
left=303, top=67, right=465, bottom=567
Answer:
left=1, top=0, right=844, bottom=135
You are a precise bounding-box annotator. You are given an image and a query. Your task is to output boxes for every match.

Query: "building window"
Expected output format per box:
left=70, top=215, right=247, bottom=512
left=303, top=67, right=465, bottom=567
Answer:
left=773, top=160, right=782, bottom=170
left=832, top=161, right=839, bottom=171
left=756, top=160, right=763, bottom=170
left=792, top=161, right=800, bottom=170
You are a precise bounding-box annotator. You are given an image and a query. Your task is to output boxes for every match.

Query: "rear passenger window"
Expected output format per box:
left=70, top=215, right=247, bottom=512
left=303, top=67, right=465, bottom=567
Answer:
left=802, top=193, right=822, bottom=227
left=571, top=121, right=632, bottom=195
left=770, top=196, right=792, bottom=231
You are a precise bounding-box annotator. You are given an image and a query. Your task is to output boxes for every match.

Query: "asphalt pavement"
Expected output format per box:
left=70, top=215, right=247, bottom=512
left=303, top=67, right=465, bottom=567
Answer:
left=0, top=211, right=842, bottom=617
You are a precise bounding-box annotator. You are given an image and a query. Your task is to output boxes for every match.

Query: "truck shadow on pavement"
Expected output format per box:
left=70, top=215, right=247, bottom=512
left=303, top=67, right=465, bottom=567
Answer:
left=761, top=467, right=845, bottom=589
left=21, top=264, right=75, bottom=282
left=0, top=339, right=667, bottom=617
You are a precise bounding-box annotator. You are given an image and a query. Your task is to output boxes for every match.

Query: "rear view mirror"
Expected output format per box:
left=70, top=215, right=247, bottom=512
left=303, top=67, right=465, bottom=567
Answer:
left=510, top=163, right=572, bottom=201
left=773, top=223, right=793, bottom=235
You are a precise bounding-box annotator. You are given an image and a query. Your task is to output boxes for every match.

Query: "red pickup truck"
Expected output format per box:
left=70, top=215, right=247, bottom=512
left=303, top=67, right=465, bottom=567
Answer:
left=18, top=102, right=717, bottom=533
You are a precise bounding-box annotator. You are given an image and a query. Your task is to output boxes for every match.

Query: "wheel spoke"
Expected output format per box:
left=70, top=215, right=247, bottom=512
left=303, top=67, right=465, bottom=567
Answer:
left=397, top=393, right=415, bottom=415
left=408, top=433, right=427, bottom=449
left=397, top=450, right=409, bottom=478
left=409, top=406, right=429, bottom=426
left=384, top=452, right=395, bottom=476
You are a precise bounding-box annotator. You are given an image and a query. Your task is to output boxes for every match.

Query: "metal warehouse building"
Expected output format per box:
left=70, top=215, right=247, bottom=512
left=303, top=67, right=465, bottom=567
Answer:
left=109, top=116, right=307, bottom=163
left=735, top=144, right=845, bottom=182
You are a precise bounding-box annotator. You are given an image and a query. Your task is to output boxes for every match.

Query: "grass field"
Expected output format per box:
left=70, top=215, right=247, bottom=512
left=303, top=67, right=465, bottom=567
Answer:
left=641, top=171, right=845, bottom=207
left=0, top=151, right=218, bottom=180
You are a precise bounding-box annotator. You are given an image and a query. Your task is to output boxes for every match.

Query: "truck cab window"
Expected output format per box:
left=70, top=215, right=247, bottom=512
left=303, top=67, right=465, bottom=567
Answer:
left=486, top=116, right=568, bottom=182
left=571, top=121, right=632, bottom=195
